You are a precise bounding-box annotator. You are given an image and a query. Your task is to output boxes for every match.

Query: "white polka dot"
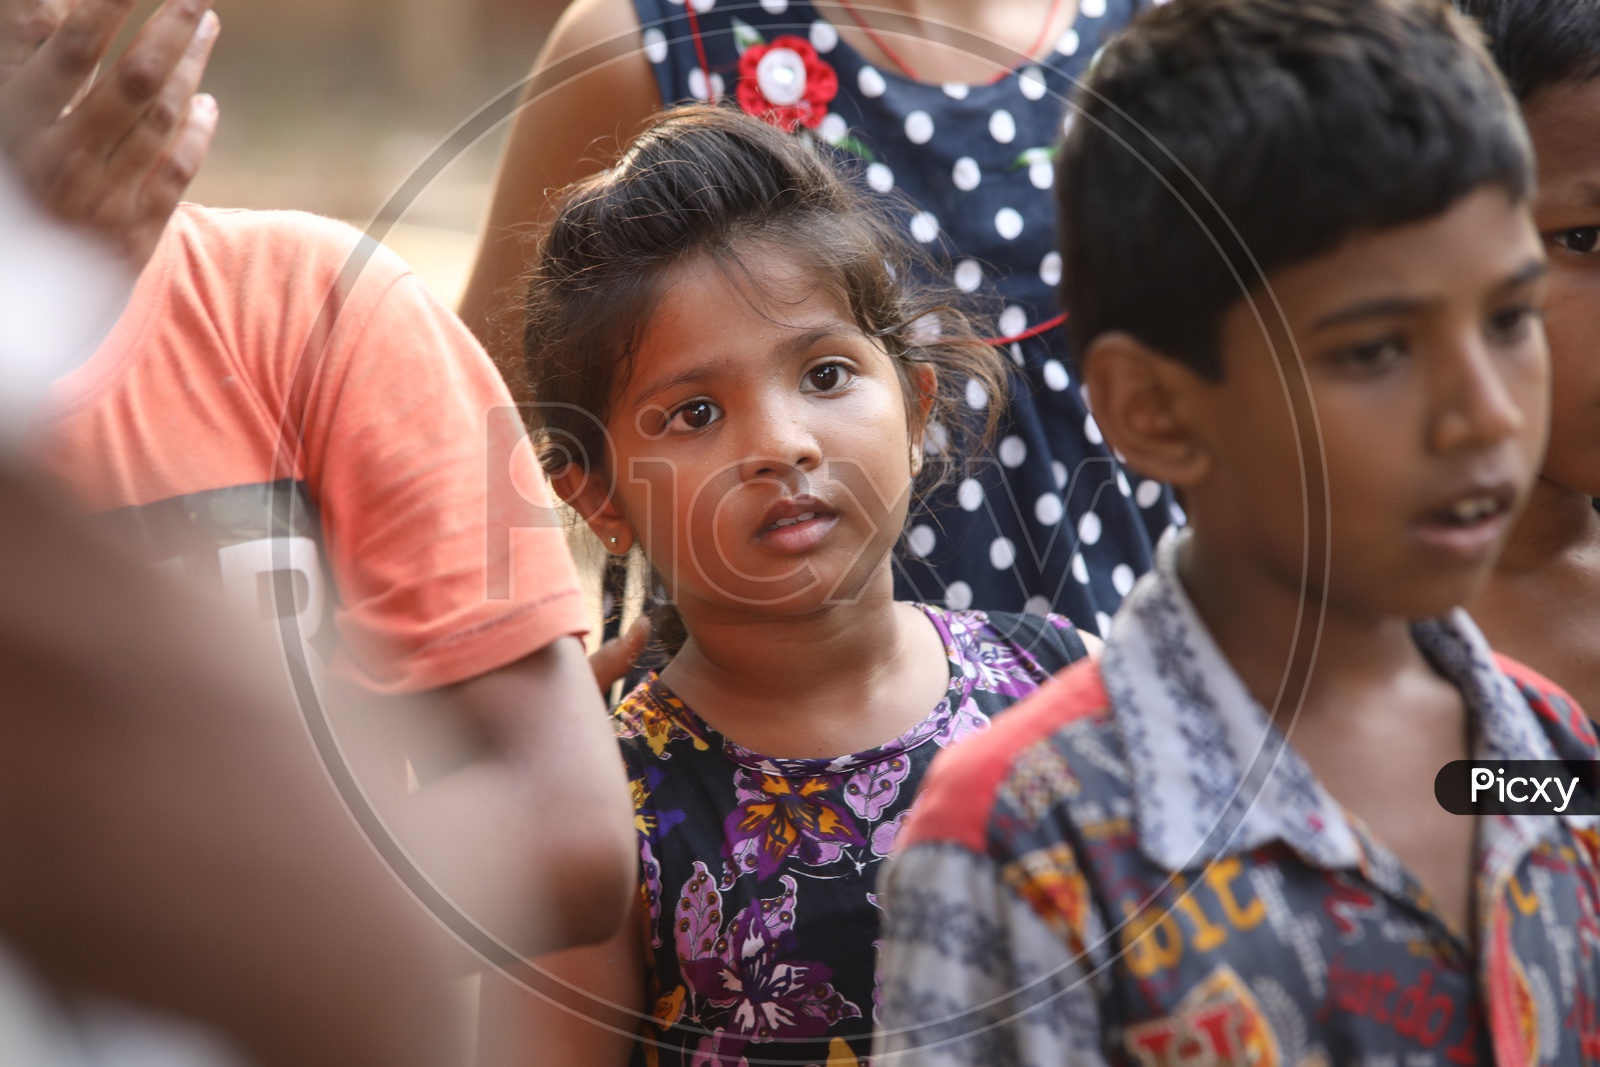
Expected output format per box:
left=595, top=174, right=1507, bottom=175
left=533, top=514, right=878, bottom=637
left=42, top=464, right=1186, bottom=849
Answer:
left=866, top=162, right=894, bottom=193
left=998, top=305, right=1027, bottom=338
left=1062, top=111, right=1076, bottom=137
left=1043, top=359, right=1070, bottom=392
left=759, top=0, right=787, bottom=11
left=1024, top=595, right=1052, bottom=617
left=908, top=524, right=936, bottom=558
left=1040, top=251, right=1062, bottom=286
left=1052, top=460, right=1068, bottom=489
left=989, top=109, right=1017, bottom=144
left=905, top=110, right=935, bottom=144
left=1071, top=553, right=1089, bottom=584
left=688, top=68, right=725, bottom=101
left=1035, top=493, right=1064, bottom=526
left=942, top=82, right=969, bottom=99
left=1096, top=611, right=1113, bottom=638
left=1116, top=470, right=1132, bottom=497
left=858, top=65, right=887, bottom=97
left=809, top=19, right=838, bottom=52
left=965, top=378, right=988, bottom=410
left=953, top=259, right=983, bottom=292
left=1056, top=28, right=1080, bottom=55
left=990, top=537, right=1016, bottom=570
left=1112, top=564, right=1135, bottom=597
left=1019, top=65, right=1047, bottom=101
left=1170, top=500, right=1188, bottom=526
left=952, top=156, right=981, bottom=191
left=643, top=28, right=668, bottom=64
left=995, top=207, right=1024, bottom=240
left=925, top=420, right=949, bottom=453
left=1135, top=480, right=1162, bottom=509
left=1084, top=414, right=1103, bottom=445
left=957, top=478, right=985, bottom=512
left=1078, top=510, right=1102, bottom=545
left=817, top=112, right=848, bottom=144
left=1009, top=342, right=1025, bottom=367
left=946, top=581, right=973, bottom=611
left=690, top=0, right=715, bottom=11
left=1029, top=160, right=1054, bottom=189
left=999, top=435, right=1027, bottom=468
left=1082, top=0, right=1106, bottom=16
left=910, top=211, right=940, bottom=243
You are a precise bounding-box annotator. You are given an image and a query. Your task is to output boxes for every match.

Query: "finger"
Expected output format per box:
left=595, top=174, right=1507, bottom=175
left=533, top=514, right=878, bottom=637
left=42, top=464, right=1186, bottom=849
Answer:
left=588, top=615, right=652, bottom=694
left=121, top=90, right=213, bottom=267
left=0, top=0, right=133, bottom=142
left=52, top=0, right=211, bottom=151
left=0, top=1, right=77, bottom=86
left=103, top=8, right=215, bottom=180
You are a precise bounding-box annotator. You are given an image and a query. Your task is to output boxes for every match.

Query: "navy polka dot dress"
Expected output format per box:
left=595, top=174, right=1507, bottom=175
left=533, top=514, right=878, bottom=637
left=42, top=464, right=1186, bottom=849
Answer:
left=632, top=0, right=1179, bottom=637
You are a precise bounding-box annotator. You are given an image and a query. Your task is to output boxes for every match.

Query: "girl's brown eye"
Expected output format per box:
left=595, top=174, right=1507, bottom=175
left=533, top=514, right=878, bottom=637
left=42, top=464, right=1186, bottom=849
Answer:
left=805, top=363, right=852, bottom=392
left=666, top=399, right=722, bottom=432
left=1553, top=227, right=1600, bottom=254
left=681, top=401, right=716, bottom=428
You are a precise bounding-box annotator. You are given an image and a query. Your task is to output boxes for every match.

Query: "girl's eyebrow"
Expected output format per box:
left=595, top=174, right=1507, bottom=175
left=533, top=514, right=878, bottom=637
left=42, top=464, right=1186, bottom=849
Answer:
left=628, top=325, right=861, bottom=407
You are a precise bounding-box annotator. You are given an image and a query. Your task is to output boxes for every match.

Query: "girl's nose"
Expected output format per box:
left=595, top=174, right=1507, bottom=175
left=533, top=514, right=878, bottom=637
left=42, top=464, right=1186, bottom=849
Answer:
left=737, top=398, right=821, bottom=482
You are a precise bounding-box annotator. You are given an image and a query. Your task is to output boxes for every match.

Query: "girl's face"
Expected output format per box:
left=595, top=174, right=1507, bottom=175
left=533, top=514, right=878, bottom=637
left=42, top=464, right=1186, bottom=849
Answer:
left=598, top=249, right=928, bottom=619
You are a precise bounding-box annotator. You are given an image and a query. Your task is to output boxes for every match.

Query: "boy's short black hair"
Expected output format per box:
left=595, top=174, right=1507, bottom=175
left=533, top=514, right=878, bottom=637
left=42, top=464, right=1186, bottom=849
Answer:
left=1057, top=0, right=1532, bottom=380
left=1457, top=0, right=1600, bottom=102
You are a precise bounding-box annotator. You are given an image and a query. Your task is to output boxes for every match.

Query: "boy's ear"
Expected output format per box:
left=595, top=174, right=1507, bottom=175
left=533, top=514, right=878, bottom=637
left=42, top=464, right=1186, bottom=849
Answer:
left=1081, top=331, right=1212, bottom=489
left=550, top=465, right=634, bottom=554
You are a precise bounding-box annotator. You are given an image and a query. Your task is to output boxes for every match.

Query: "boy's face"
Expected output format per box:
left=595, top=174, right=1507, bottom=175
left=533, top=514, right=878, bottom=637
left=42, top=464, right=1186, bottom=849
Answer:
left=1522, top=81, right=1600, bottom=498
left=1195, top=187, right=1549, bottom=620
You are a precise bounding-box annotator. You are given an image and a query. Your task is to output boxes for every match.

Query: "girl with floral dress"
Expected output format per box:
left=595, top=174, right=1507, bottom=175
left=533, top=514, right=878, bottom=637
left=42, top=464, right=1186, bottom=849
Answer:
left=462, top=0, right=1175, bottom=638
left=476, top=108, right=1094, bottom=1067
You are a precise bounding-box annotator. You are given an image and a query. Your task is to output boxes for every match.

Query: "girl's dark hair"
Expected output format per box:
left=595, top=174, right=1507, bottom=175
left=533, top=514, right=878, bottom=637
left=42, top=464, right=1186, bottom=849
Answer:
left=523, top=105, right=1008, bottom=655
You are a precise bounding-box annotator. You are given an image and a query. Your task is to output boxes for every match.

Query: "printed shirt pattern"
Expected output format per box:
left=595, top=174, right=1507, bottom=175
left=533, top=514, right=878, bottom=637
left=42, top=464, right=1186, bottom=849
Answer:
left=616, top=605, right=1087, bottom=1066
left=629, top=0, right=1175, bottom=636
left=876, top=530, right=1600, bottom=1067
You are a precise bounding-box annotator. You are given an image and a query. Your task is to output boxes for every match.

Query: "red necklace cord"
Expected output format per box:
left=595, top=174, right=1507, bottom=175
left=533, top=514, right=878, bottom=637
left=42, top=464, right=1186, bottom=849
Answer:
left=682, top=1, right=715, bottom=100
left=832, top=0, right=1066, bottom=85
left=985, top=310, right=1067, bottom=346
left=834, top=0, right=922, bottom=81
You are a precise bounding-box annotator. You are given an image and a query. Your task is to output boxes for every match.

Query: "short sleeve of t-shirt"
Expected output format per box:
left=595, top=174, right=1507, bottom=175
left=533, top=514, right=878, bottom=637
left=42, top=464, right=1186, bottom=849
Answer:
left=30, top=205, right=587, bottom=694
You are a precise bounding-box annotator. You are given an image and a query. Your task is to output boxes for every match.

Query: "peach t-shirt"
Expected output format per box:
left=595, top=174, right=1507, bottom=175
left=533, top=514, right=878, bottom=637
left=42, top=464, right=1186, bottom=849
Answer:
left=29, top=204, right=586, bottom=694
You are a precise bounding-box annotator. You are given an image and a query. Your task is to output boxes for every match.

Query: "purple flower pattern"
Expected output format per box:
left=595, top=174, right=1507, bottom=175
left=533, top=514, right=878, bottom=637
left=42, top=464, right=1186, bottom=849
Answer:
left=614, top=605, right=1088, bottom=1065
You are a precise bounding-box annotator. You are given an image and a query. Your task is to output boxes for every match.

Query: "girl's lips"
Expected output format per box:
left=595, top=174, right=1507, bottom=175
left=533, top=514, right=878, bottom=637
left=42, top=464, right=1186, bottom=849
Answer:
left=1410, top=508, right=1512, bottom=561
left=755, top=512, right=839, bottom=554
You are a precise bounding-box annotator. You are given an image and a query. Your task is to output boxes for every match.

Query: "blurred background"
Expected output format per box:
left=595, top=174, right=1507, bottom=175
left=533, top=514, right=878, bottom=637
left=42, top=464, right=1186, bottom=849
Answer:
left=135, top=0, right=570, bottom=306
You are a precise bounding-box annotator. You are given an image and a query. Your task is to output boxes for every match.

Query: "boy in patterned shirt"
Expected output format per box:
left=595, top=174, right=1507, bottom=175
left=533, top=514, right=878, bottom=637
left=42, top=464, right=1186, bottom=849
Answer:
left=874, top=1, right=1600, bottom=1064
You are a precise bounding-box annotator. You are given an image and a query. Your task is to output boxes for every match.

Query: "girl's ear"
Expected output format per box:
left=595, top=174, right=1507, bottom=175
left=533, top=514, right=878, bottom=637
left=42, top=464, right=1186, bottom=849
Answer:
left=905, top=363, right=938, bottom=452
left=1081, top=331, right=1212, bottom=489
left=551, top=465, right=635, bottom=555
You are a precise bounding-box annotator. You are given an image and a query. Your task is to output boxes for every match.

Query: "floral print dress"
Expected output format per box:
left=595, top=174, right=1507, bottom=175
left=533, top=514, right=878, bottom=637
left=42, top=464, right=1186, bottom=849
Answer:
left=615, top=605, right=1088, bottom=1066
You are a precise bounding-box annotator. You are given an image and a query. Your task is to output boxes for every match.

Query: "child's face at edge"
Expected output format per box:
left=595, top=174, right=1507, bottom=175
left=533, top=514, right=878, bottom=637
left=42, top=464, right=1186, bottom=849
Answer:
left=1522, top=80, right=1600, bottom=499
left=589, top=250, right=928, bottom=619
left=1106, top=187, right=1549, bottom=621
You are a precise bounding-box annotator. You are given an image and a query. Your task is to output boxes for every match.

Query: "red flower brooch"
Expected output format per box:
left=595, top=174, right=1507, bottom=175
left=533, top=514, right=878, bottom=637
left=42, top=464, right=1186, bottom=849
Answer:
left=736, top=35, right=839, bottom=132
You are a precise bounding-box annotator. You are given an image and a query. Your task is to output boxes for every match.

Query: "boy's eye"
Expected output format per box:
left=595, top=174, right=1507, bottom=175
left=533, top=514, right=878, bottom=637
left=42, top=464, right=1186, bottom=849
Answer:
left=1332, top=337, right=1406, bottom=373
left=1551, top=227, right=1600, bottom=255
left=802, top=362, right=854, bottom=392
left=667, top=399, right=722, bottom=432
left=1486, top=305, right=1542, bottom=343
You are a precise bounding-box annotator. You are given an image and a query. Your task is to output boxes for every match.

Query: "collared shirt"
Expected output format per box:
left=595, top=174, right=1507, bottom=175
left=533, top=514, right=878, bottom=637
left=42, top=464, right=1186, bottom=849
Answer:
left=875, top=531, right=1600, bottom=1067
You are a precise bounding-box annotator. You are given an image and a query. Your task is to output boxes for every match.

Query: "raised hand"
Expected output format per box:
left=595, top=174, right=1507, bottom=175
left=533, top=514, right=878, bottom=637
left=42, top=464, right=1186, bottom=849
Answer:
left=0, top=0, right=219, bottom=269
